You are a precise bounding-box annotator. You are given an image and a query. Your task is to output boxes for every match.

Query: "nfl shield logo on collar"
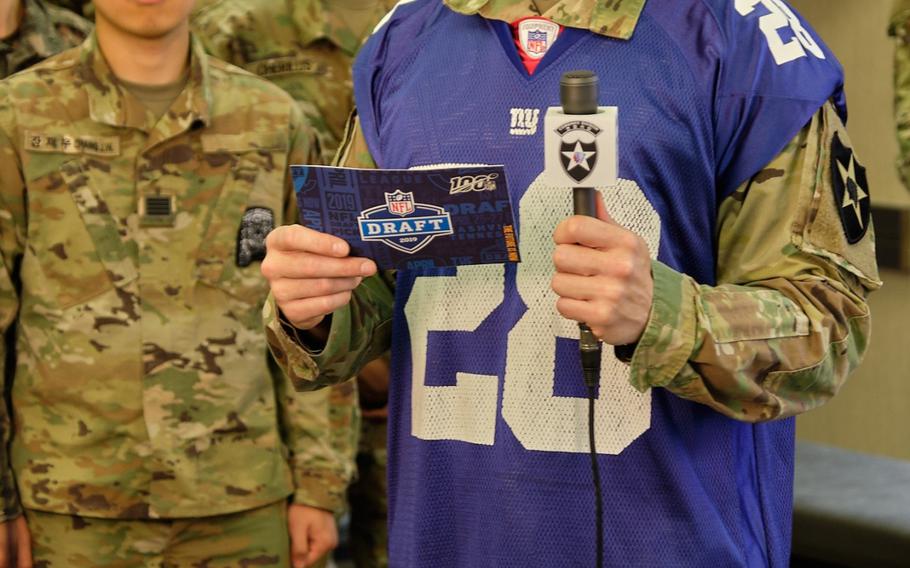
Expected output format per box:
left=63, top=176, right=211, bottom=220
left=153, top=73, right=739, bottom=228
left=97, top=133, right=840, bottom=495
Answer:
left=518, top=18, right=561, bottom=60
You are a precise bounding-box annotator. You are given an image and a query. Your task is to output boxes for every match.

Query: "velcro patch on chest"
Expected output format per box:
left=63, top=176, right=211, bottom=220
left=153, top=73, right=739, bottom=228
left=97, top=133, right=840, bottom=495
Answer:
left=24, top=131, right=120, bottom=156
left=237, top=207, right=274, bottom=267
left=245, top=55, right=328, bottom=78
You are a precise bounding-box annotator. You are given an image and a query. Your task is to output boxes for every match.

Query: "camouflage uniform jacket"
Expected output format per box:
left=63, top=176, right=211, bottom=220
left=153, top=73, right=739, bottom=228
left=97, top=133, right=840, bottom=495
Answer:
left=194, top=0, right=398, bottom=164
left=0, top=34, right=348, bottom=522
left=265, top=0, right=881, bottom=423
left=890, top=0, right=910, bottom=190
left=0, top=0, right=90, bottom=79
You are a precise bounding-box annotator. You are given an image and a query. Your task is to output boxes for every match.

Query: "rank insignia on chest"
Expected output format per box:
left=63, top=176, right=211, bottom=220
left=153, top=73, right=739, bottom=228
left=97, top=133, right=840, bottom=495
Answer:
left=831, top=132, right=871, bottom=244
left=140, top=193, right=176, bottom=228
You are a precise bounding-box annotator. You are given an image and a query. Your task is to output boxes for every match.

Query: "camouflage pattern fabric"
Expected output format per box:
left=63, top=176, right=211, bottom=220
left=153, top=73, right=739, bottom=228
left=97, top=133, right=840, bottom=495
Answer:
left=444, top=0, right=646, bottom=39
left=265, top=0, right=879, bottom=424
left=0, top=33, right=350, bottom=523
left=890, top=0, right=910, bottom=191
left=40, top=0, right=93, bottom=18
left=631, top=100, right=879, bottom=421
left=24, top=500, right=291, bottom=567
left=193, top=0, right=398, bottom=164
left=0, top=0, right=90, bottom=79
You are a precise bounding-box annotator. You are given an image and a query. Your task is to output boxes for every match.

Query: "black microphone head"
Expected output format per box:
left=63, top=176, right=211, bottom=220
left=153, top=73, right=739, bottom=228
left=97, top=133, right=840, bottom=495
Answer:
left=560, top=70, right=599, bottom=115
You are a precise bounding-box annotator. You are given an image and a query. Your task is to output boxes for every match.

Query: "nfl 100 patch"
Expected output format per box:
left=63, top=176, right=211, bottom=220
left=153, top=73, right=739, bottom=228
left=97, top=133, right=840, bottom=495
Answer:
left=293, top=165, right=520, bottom=270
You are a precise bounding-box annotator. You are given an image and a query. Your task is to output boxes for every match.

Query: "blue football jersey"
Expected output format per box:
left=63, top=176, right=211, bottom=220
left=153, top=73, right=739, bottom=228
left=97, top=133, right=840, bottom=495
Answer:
left=352, top=1, right=844, bottom=566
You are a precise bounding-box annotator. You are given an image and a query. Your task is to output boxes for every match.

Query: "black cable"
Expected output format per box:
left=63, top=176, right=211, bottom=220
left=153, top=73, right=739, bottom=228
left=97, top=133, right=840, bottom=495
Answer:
left=579, top=323, right=604, bottom=568
left=587, top=384, right=604, bottom=568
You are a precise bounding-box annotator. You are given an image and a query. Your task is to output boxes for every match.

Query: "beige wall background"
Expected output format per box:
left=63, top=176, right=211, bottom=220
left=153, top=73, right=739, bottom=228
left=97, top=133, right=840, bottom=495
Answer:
left=790, top=0, right=910, bottom=461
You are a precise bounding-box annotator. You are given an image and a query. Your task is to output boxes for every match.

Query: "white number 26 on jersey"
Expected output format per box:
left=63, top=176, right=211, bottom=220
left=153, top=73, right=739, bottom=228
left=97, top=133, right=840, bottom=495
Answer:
left=736, top=0, right=825, bottom=66
left=405, top=174, right=659, bottom=455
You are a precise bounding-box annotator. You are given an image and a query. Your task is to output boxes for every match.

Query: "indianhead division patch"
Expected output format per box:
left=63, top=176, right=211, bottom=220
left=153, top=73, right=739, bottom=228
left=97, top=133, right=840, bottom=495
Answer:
left=831, top=132, right=871, bottom=244
left=558, top=121, right=600, bottom=183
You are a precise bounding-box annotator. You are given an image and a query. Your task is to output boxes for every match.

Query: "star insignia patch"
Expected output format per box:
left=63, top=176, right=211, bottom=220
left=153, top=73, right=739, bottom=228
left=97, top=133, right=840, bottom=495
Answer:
left=831, top=132, right=870, bottom=244
left=557, top=120, right=601, bottom=183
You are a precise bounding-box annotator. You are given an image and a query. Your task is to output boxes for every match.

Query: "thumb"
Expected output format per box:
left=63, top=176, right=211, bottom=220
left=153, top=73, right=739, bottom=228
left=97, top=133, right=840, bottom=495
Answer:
left=594, top=195, right=614, bottom=224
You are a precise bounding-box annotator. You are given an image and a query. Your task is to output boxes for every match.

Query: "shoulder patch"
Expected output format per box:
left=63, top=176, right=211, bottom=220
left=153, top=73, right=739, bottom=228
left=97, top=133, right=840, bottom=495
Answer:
left=830, top=132, right=870, bottom=244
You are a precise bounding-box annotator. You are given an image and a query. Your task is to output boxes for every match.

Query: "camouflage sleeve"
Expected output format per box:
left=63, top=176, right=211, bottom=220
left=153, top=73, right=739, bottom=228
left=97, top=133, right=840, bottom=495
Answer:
left=891, top=0, right=910, bottom=189
left=271, top=106, right=353, bottom=511
left=629, top=101, right=881, bottom=422
left=265, top=113, right=395, bottom=392
left=0, top=87, right=24, bottom=522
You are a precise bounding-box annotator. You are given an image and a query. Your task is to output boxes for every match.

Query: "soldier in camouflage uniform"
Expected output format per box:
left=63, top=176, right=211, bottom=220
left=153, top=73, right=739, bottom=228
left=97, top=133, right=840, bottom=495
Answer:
left=891, top=0, right=910, bottom=192
left=0, top=0, right=350, bottom=566
left=193, top=3, right=396, bottom=566
left=0, top=0, right=90, bottom=79
left=193, top=0, right=398, bottom=163
left=259, top=0, right=880, bottom=565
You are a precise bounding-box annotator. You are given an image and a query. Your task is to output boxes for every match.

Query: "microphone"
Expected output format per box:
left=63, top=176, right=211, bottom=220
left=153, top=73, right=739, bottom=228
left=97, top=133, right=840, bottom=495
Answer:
left=559, top=70, right=603, bottom=390
left=557, top=70, right=607, bottom=568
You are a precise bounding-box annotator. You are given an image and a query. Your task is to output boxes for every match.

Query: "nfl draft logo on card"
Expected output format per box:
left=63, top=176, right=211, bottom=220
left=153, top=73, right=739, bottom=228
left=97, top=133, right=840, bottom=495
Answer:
left=518, top=18, right=560, bottom=59
left=358, top=190, right=453, bottom=254
left=557, top=121, right=600, bottom=183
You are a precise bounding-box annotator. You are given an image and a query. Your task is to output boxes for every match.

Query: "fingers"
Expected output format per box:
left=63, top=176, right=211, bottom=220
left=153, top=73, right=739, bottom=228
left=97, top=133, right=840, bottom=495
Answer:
left=304, top=522, right=338, bottom=568
left=552, top=244, right=637, bottom=278
left=261, top=224, right=377, bottom=330
left=289, top=524, right=308, bottom=568
left=266, top=224, right=349, bottom=256
left=551, top=272, right=621, bottom=301
left=553, top=214, right=635, bottom=250
left=261, top=250, right=375, bottom=281
left=270, top=276, right=363, bottom=304
left=278, top=292, right=356, bottom=330
left=13, top=519, right=30, bottom=568
left=288, top=505, right=338, bottom=568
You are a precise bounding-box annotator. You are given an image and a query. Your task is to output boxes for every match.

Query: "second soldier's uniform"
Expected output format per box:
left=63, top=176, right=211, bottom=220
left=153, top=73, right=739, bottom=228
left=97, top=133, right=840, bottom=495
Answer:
left=890, top=0, right=910, bottom=192
left=0, top=0, right=90, bottom=79
left=193, top=2, right=396, bottom=565
left=0, top=33, right=347, bottom=565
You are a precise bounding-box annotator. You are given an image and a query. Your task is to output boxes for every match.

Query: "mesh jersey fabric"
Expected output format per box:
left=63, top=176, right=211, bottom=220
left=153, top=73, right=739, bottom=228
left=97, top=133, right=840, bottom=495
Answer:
left=352, top=1, right=845, bottom=566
